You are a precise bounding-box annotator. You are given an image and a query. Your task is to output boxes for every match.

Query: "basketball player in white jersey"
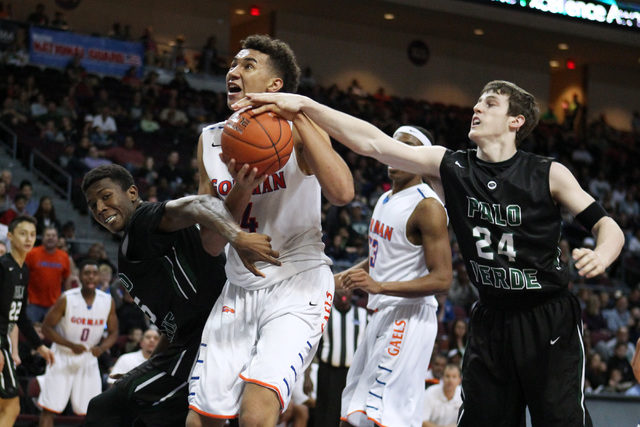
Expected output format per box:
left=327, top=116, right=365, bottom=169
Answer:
left=38, top=258, right=118, bottom=426
left=337, top=126, right=452, bottom=427
left=187, top=35, right=353, bottom=427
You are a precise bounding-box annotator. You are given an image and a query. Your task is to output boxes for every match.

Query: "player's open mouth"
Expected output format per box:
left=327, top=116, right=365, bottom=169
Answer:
left=228, top=83, right=241, bottom=94
left=472, top=117, right=481, bottom=127
left=104, top=215, right=116, bottom=224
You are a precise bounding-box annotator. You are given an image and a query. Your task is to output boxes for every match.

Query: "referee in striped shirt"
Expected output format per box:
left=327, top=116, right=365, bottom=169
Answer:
left=315, top=287, right=369, bottom=427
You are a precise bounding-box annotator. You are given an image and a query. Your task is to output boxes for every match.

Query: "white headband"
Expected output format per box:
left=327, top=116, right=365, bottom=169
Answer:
left=393, top=126, right=432, bottom=147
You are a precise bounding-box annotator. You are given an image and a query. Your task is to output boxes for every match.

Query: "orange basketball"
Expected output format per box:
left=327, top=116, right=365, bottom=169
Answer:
left=221, top=110, right=293, bottom=176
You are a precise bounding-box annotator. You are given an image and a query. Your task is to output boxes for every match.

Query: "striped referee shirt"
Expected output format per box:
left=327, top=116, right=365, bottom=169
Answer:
left=318, top=305, right=369, bottom=368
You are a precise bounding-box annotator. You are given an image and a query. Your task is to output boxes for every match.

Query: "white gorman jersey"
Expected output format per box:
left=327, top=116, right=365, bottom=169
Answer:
left=367, top=183, right=444, bottom=311
left=201, top=122, right=331, bottom=290
left=53, top=288, right=112, bottom=352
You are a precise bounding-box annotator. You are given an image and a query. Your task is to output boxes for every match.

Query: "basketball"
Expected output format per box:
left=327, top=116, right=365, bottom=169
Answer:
left=221, top=109, right=293, bottom=176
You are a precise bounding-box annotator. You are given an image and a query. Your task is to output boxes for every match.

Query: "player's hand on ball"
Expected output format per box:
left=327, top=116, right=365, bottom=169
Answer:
left=233, top=93, right=305, bottom=121
left=233, top=231, right=281, bottom=277
left=342, top=269, right=383, bottom=294
left=219, top=155, right=268, bottom=193
left=572, top=247, right=605, bottom=279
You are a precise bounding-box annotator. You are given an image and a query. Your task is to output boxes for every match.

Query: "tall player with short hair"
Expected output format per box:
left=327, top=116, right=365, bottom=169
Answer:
left=337, top=126, right=452, bottom=427
left=187, top=35, right=353, bottom=427
left=38, top=258, right=118, bottom=426
left=237, top=80, right=625, bottom=426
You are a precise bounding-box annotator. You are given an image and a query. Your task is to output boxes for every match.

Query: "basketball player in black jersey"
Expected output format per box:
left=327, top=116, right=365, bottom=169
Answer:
left=236, top=80, right=625, bottom=426
left=0, top=215, right=54, bottom=425
left=81, top=164, right=280, bottom=426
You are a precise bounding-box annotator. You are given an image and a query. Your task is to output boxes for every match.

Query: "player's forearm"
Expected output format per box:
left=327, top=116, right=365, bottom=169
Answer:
left=164, top=195, right=240, bottom=243
left=293, top=113, right=354, bottom=206
left=41, top=325, right=73, bottom=349
left=378, top=272, right=451, bottom=298
left=592, top=217, right=624, bottom=268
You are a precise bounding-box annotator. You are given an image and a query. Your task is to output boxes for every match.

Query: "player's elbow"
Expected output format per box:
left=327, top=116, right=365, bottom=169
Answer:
left=327, top=185, right=354, bottom=207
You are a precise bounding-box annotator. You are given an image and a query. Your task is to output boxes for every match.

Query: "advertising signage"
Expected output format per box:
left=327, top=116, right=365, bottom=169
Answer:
left=467, top=0, right=640, bottom=31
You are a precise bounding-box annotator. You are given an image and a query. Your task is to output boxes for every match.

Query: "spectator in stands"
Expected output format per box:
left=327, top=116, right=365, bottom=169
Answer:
left=34, top=196, right=61, bottom=236
left=0, top=169, right=18, bottom=199
left=596, top=326, right=635, bottom=362
left=64, top=54, right=85, bottom=85
left=589, top=171, right=611, bottom=204
left=25, top=226, right=72, bottom=322
left=60, top=220, right=80, bottom=258
left=425, top=352, right=447, bottom=388
left=0, top=193, right=27, bottom=225
left=170, top=35, right=188, bottom=70
left=142, top=70, right=162, bottom=99
left=108, top=328, right=160, bottom=386
left=582, top=293, right=609, bottom=334
left=604, top=294, right=631, bottom=332
left=23, top=75, right=41, bottom=103
left=2, top=38, right=29, bottom=67
left=139, top=109, right=160, bottom=133
left=608, top=341, right=635, bottom=383
left=448, top=318, right=468, bottom=357
left=13, top=91, right=32, bottom=118
left=447, top=260, right=478, bottom=315
left=135, top=155, right=159, bottom=189
left=35, top=100, right=63, bottom=131
left=585, top=352, right=608, bottom=393
left=140, top=27, right=158, bottom=66
left=108, top=22, right=129, bottom=40
left=422, top=363, right=463, bottom=427
left=27, top=3, right=49, bottom=25
left=159, top=98, right=189, bottom=141
left=199, top=35, right=225, bottom=75
left=157, top=150, right=185, bottom=194
left=101, top=135, right=145, bottom=174
left=619, top=190, right=640, bottom=219
left=168, top=71, right=190, bottom=92
left=30, top=93, right=47, bottom=118
left=83, top=144, right=113, bottom=170
left=0, top=181, right=11, bottom=215
left=58, top=115, right=79, bottom=143
left=50, top=10, right=69, bottom=29
left=90, top=106, right=118, bottom=148
left=122, top=66, right=142, bottom=89
left=19, top=180, right=39, bottom=216
left=0, top=96, right=27, bottom=127
left=40, top=119, right=64, bottom=143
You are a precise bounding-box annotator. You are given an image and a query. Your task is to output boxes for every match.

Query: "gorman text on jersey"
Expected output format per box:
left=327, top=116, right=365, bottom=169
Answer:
left=211, top=171, right=287, bottom=197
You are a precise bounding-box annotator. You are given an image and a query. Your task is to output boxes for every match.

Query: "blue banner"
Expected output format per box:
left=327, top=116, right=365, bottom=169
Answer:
left=29, top=26, right=144, bottom=77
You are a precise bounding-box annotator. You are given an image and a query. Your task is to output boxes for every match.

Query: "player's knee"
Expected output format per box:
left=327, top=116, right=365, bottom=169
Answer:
left=185, top=410, right=203, bottom=427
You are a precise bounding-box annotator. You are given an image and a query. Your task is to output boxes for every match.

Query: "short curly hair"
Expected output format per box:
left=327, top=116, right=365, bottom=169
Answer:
left=241, top=34, right=301, bottom=94
left=81, top=164, right=135, bottom=195
left=481, top=80, right=540, bottom=146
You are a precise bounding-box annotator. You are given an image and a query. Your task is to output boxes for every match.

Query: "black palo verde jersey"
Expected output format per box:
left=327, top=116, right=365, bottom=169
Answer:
left=440, top=149, right=569, bottom=308
left=118, top=202, right=226, bottom=378
left=0, top=254, right=42, bottom=348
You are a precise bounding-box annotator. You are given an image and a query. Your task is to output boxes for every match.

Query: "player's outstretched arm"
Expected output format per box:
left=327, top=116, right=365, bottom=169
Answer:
left=550, top=162, right=624, bottom=278
left=235, top=93, right=446, bottom=178
left=292, top=113, right=353, bottom=206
